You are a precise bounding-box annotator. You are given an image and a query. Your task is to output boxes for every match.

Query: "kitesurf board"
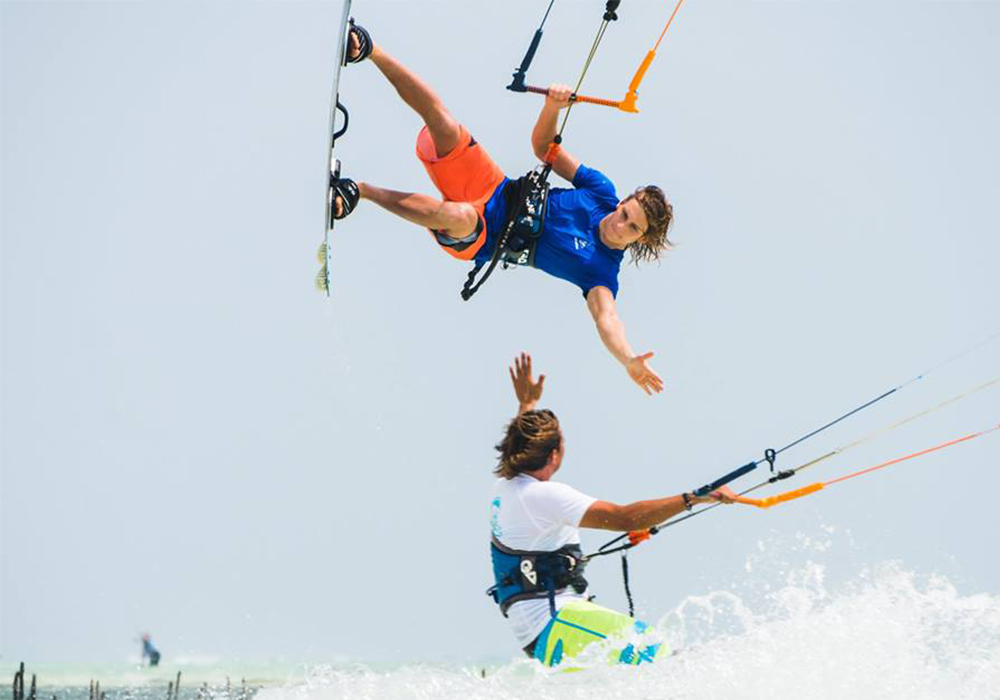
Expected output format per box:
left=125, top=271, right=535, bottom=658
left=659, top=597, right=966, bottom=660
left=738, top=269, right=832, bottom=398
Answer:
left=317, top=0, right=353, bottom=295
left=531, top=600, right=661, bottom=668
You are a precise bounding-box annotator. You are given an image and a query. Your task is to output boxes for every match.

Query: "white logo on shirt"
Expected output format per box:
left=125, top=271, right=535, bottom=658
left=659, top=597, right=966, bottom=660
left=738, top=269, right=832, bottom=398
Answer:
left=574, top=238, right=590, bottom=251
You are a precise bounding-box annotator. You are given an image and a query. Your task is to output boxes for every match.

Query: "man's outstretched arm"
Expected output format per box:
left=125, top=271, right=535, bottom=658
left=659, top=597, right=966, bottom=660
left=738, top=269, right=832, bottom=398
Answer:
left=580, top=487, right=737, bottom=532
left=586, top=285, right=664, bottom=395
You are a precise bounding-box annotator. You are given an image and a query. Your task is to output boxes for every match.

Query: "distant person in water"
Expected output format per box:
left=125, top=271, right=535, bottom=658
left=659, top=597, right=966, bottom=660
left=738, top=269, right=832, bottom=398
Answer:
left=142, top=634, right=161, bottom=667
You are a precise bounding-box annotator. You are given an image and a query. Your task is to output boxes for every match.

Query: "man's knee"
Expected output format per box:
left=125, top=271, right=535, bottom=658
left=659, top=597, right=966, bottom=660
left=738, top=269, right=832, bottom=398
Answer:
left=437, top=201, right=479, bottom=239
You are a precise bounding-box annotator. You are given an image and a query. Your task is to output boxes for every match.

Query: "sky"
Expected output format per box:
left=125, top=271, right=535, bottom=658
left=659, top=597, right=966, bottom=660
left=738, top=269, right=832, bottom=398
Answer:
left=2, top=0, right=999, bottom=667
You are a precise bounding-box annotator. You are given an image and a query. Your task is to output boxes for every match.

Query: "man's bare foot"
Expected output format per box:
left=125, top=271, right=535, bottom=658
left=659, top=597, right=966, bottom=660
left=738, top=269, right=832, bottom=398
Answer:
left=347, top=31, right=360, bottom=62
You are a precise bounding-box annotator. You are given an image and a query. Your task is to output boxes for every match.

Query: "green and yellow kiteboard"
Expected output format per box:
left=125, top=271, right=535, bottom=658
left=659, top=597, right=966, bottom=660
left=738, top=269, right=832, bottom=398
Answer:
left=532, top=600, right=662, bottom=668
left=316, top=0, right=353, bottom=295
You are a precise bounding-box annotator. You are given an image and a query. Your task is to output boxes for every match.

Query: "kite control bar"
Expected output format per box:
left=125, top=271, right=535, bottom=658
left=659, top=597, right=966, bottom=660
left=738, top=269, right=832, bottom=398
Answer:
left=692, top=461, right=759, bottom=497
left=506, top=0, right=686, bottom=114
left=518, top=85, right=623, bottom=109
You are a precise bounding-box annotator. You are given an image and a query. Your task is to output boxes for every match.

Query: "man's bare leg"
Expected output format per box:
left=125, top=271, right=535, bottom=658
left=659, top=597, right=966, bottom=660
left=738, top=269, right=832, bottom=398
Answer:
left=347, top=31, right=462, bottom=160
left=354, top=184, right=477, bottom=238
left=340, top=32, right=475, bottom=237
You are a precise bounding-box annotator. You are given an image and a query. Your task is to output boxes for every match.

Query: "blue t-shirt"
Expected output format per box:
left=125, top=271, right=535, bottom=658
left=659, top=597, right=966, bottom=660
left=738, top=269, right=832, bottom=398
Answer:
left=478, top=165, right=625, bottom=297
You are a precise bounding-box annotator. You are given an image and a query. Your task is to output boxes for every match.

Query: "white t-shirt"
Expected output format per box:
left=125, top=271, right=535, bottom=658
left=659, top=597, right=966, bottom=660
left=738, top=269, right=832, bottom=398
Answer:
left=490, top=474, right=598, bottom=647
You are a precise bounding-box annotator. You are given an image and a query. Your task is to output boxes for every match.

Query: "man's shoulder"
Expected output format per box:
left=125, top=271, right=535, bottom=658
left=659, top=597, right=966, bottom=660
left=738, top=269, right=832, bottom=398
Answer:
left=525, top=478, right=589, bottom=501
left=572, top=164, right=617, bottom=199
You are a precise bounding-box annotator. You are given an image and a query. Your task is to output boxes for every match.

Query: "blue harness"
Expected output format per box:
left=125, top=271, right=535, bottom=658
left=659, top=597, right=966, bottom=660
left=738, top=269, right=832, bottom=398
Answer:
left=488, top=536, right=589, bottom=617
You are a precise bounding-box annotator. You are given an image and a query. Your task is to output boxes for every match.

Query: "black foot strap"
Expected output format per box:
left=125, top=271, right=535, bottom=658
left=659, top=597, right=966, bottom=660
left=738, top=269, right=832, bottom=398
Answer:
left=331, top=177, right=360, bottom=220
left=345, top=19, right=374, bottom=65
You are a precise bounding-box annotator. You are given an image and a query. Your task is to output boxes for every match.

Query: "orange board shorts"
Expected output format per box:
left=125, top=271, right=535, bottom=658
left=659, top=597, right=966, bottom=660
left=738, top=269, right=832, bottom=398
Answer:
left=416, top=125, right=506, bottom=261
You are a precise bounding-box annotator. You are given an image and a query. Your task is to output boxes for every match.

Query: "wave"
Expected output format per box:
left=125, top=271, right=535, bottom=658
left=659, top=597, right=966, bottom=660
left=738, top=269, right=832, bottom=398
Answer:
left=257, top=560, right=1000, bottom=700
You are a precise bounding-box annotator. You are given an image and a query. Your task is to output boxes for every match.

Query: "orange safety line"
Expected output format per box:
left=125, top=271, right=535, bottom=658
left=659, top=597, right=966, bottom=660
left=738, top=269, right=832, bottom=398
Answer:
left=735, top=423, right=1000, bottom=509
left=823, top=423, right=1000, bottom=487
left=654, top=0, right=686, bottom=52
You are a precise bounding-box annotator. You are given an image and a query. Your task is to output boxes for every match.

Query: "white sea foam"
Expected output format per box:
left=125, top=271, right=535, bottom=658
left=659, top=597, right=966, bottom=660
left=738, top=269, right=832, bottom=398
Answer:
left=257, top=560, right=1000, bottom=700
left=10, top=532, right=999, bottom=700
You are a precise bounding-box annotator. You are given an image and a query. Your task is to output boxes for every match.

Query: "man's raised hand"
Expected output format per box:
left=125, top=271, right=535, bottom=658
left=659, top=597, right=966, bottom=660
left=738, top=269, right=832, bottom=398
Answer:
left=510, top=352, right=546, bottom=413
left=626, top=352, right=664, bottom=395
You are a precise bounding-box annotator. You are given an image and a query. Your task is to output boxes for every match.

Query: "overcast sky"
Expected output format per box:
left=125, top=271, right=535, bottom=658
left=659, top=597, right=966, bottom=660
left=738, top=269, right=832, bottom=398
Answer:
left=2, top=0, right=998, bottom=666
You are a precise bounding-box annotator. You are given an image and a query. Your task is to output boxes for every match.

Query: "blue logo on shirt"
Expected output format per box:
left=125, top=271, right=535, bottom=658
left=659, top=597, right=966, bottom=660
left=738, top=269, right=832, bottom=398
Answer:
left=490, top=497, right=502, bottom=538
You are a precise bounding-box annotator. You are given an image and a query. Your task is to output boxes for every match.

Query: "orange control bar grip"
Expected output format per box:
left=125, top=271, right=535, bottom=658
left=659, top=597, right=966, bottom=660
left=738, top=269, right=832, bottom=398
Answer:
left=524, top=84, right=622, bottom=109
left=628, top=50, right=656, bottom=93
left=619, top=50, right=656, bottom=113
left=735, top=483, right=825, bottom=509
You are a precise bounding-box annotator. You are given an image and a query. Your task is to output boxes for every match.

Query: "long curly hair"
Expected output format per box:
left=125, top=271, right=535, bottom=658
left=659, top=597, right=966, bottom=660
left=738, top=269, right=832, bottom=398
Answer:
left=494, top=409, right=562, bottom=479
left=626, top=185, right=674, bottom=265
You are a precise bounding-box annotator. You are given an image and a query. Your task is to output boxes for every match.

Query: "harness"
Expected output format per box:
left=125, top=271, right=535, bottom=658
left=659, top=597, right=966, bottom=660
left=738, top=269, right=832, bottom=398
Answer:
left=487, top=536, right=589, bottom=617
left=460, top=164, right=552, bottom=301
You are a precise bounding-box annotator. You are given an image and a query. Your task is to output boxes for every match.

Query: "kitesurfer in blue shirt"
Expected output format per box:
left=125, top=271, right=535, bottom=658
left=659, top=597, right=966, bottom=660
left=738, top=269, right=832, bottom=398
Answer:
left=333, top=26, right=674, bottom=395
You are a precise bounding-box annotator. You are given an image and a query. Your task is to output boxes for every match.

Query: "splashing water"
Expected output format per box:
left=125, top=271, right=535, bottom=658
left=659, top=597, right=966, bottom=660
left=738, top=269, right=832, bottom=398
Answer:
left=257, top=561, right=1000, bottom=700
left=9, top=529, right=998, bottom=700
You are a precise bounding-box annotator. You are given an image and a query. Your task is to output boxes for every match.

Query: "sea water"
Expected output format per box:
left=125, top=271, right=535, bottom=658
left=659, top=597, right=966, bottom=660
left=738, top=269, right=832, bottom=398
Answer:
left=8, top=541, right=999, bottom=700
left=258, top=562, right=999, bottom=700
